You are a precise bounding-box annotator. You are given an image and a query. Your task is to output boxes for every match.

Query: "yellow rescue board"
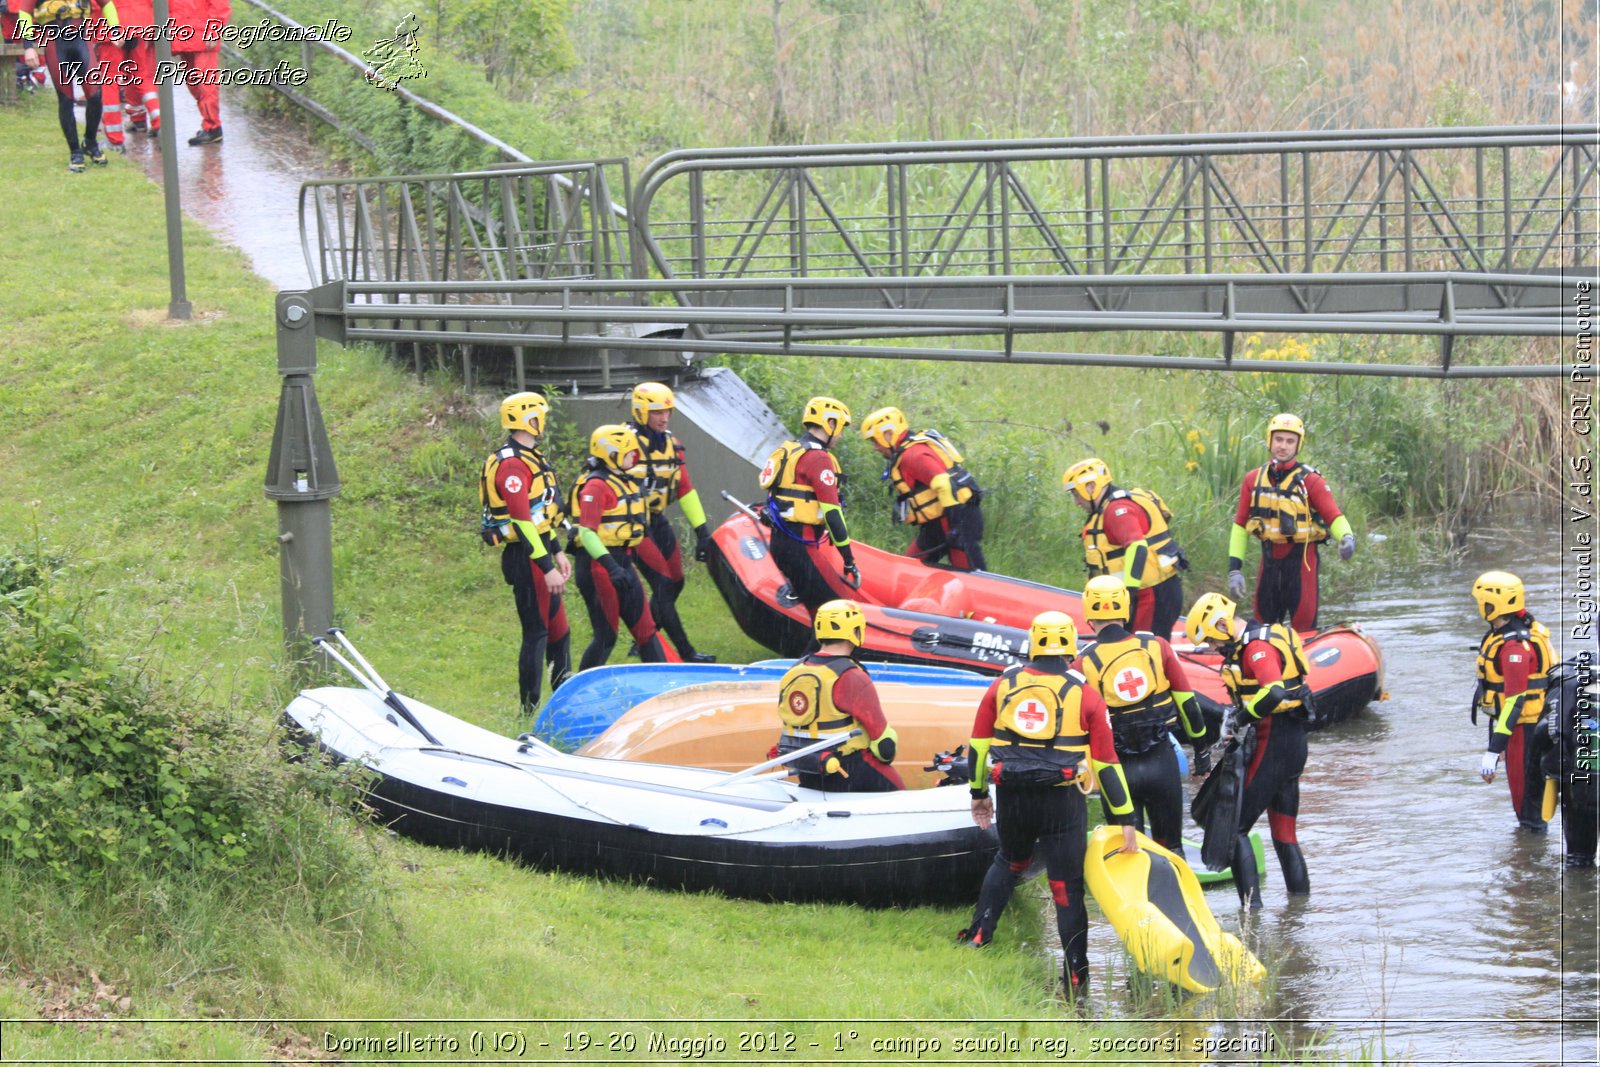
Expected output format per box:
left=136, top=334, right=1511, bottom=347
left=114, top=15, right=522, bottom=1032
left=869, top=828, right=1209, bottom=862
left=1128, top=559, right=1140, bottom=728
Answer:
left=1084, top=825, right=1266, bottom=995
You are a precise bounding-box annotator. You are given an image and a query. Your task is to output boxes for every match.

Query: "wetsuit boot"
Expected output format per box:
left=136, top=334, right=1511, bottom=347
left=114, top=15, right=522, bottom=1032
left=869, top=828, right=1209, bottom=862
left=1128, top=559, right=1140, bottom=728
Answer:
left=1273, top=839, right=1310, bottom=896
left=956, top=853, right=1023, bottom=947
left=1232, top=833, right=1262, bottom=909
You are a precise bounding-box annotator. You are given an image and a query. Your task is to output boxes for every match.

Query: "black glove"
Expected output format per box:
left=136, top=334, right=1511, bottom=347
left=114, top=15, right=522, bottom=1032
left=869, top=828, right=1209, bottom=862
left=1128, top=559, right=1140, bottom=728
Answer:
left=843, top=562, right=862, bottom=589
left=601, top=555, right=637, bottom=592
left=693, top=524, right=712, bottom=563
left=944, top=506, right=965, bottom=549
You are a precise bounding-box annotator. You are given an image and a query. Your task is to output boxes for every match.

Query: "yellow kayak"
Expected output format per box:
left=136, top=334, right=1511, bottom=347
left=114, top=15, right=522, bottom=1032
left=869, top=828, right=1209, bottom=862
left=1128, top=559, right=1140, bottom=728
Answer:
left=1084, top=825, right=1266, bottom=994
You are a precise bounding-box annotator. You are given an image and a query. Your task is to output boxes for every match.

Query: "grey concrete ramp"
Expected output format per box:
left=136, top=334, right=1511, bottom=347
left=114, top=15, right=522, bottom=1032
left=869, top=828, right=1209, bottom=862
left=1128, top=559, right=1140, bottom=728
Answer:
left=568, top=368, right=788, bottom=525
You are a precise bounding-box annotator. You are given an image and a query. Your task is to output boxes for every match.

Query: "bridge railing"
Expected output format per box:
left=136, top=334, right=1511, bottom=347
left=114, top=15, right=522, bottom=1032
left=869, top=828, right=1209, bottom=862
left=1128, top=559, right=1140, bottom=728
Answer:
left=633, top=126, right=1595, bottom=294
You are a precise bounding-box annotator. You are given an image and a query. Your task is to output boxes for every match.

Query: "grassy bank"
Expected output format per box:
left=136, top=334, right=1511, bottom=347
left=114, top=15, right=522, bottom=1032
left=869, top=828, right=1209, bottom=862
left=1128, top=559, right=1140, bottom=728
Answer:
left=0, top=100, right=1327, bottom=1063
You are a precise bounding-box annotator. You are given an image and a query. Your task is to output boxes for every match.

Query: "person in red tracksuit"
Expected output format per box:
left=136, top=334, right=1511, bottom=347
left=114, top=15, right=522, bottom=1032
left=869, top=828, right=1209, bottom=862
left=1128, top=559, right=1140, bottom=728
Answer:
left=570, top=424, right=677, bottom=672
left=167, top=0, right=226, bottom=144
left=1227, top=413, right=1356, bottom=632
left=95, top=0, right=156, bottom=146
left=859, top=405, right=986, bottom=571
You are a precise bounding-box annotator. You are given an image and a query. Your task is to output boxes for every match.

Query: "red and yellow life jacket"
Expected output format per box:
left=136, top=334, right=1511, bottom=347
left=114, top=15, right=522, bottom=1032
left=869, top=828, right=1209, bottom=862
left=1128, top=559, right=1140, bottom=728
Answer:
left=1220, top=622, right=1311, bottom=715
left=1243, top=462, right=1328, bottom=545
left=777, top=655, right=869, bottom=756
left=1078, top=633, right=1176, bottom=753
left=478, top=441, right=562, bottom=545
left=632, top=424, right=685, bottom=516
left=1082, top=486, right=1183, bottom=586
left=888, top=429, right=979, bottom=525
left=760, top=437, right=838, bottom=527
left=1475, top=616, right=1553, bottom=726
left=570, top=470, right=647, bottom=548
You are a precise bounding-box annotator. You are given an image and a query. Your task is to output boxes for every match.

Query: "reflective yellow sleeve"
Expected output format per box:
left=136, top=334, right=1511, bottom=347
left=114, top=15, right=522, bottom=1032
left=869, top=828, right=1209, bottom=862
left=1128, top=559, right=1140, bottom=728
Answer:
left=18, top=11, right=36, bottom=37
left=1172, top=691, right=1206, bottom=740
left=967, top=737, right=992, bottom=796
left=929, top=471, right=958, bottom=509
left=1229, top=522, right=1250, bottom=559
left=102, top=1, right=121, bottom=27
left=1492, top=695, right=1521, bottom=738
left=678, top=488, right=707, bottom=528
left=510, top=518, right=548, bottom=560
left=1092, top=759, right=1135, bottom=818
left=577, top=526, right=609, bottom=561
left=1243, top=682, right=1284, bottom=720
left=1121, top=540, right=1150, bottom=588
left=1329, top=514, right=1353, bottom=541
left=821, top=502, right=850, bottom=546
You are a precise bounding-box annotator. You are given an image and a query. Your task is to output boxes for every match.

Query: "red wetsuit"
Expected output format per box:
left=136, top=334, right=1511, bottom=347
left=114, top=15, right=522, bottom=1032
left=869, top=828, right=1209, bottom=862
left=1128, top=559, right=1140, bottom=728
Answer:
left=574, top=474, right=675, bottom=670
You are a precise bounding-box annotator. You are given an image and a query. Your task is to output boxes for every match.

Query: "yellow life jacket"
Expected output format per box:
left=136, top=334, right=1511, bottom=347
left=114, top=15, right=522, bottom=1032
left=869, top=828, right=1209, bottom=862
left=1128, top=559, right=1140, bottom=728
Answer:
left=760, top=438, right=838, bottom=528
left=32, top=0, right=89, bottom=23
left=1078, top=632, right=1176, bottom=753
left=632, top=424, right=684, bottom=516
left=1081, top=486, right=1184, bottom=586
left=987, top=666, right=1090, bottom=786
left=1243, top=462, right=1329, bottom=545
left=1220, top=622, right=1311, bottom=715
left=776, top=655, right=869, bottom=756
left=478, top=441, right=562, bottom=545
left=888, top=429, right=979, bottom=525
left=569, top=469, right=647, bottom=548
left=1475, top=616, right=1553, bottom=726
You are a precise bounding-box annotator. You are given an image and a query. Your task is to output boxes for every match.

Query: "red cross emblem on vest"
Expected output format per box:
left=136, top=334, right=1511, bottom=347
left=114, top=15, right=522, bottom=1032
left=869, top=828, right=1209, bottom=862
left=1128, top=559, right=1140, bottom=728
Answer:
left=1014, top=698, right=1049, bottom=734
left=1115, top=668, right=1150, bottom=701
left=788, top=691, right=810, bottom=715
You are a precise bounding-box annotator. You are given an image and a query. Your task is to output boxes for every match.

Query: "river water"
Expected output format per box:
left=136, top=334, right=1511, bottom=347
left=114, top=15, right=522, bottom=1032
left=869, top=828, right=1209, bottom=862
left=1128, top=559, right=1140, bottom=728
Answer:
left=121, top=94, right=1596, bottom=1063
left=1076, top=523, right=1595, bottom=1065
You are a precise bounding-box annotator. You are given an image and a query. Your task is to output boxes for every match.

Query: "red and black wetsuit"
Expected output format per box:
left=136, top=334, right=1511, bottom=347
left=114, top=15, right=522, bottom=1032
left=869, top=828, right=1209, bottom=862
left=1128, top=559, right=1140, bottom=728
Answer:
left=489, top=442, right=570, bottom=711
left=894, top=437, right=986, bottom=571
left=778, top=655, right=904, bottom=793
left=572, top=470, right=676, bottom=671
left=964, top=661, right=1129, bottom=988
left=628, top=423, right=704, bottom=659
left=1224, top=630, right=1313, bottom=906
left=766, top=440, right=859, bottom=616
left=1233, top=462, right=1343, bottom=631
left=15, top=0, right=106, bottom=157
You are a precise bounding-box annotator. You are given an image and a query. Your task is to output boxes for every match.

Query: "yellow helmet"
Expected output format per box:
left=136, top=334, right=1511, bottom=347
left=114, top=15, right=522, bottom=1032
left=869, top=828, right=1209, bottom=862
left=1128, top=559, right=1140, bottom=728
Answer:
left=1185, top=593, right=1238, bottom=647
left=814, top=599, right=866, bottom=646
left=631, top=382, right=675, bottom=424
left=802, top=396, right=852, bottom=439
left=500, top=391, right=548, bottom=436
left=1082, top=576, right=1130, bottom=622
left=1267, top=412, right=1305, bottom=448
left=1472, top=571, right=1525, bottom=621
left=860, top=406, right=909, bottom=450
left=589, top=424, right=643, bottom=472
left=1029, top=610, right=1079, bottom=659
left=1062, top=457, right=1112, bottom=503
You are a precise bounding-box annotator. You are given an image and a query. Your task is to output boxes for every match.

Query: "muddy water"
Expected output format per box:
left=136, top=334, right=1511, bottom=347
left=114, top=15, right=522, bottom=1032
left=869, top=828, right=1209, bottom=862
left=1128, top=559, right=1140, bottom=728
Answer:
left=120, top=85, right=327, bottom=290
left=1074, top=524, right=1595, bottom=1064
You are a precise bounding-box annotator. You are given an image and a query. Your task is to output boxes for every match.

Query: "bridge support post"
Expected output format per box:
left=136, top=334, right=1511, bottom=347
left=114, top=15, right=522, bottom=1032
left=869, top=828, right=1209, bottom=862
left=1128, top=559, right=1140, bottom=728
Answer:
left=266, top=291, right=341, bottom=676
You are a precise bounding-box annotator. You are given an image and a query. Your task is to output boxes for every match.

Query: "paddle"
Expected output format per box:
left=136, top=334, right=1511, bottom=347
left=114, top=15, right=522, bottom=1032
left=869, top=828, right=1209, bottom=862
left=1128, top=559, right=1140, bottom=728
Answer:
left=719, top=491, right=771, bottom=541
left=314, top=628, right=442, bottom=746
left=704, top=729, right=862, bottom=790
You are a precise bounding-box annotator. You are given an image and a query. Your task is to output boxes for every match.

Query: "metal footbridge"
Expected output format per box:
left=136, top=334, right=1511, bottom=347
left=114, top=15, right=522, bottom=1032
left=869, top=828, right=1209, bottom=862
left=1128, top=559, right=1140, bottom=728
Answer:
left=290, top=124, right=1594, bottom=383
left=268, top=122, right=1596, bottom=656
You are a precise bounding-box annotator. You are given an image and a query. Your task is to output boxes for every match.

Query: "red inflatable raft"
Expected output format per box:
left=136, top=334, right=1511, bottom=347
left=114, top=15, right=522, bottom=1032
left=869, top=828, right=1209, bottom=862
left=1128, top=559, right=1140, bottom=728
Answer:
left=705, top=510, right=1385, bottom=724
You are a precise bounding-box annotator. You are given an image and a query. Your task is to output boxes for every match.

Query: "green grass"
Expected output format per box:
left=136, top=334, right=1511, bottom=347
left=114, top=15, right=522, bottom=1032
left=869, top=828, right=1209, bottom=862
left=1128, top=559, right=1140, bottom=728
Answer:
left=0, top=100, right=1336, bottom=1062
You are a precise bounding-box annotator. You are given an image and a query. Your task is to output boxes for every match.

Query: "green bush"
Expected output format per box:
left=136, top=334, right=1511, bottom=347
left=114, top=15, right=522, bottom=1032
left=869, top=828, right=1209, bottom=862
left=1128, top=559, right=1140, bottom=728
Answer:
left=0, top=543, right=374, bottom=919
